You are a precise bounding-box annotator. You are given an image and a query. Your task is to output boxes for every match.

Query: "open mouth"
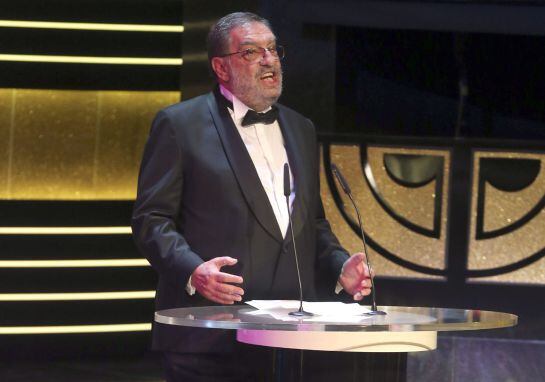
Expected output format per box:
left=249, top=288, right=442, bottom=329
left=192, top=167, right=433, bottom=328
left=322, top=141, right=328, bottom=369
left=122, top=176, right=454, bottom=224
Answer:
left=260, top=71, right=276, bottom=83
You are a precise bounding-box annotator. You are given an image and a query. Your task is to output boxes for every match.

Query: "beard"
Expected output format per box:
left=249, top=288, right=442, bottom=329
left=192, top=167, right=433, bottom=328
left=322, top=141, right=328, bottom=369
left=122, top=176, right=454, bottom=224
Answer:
left=228, top=63, right=283, bottom=112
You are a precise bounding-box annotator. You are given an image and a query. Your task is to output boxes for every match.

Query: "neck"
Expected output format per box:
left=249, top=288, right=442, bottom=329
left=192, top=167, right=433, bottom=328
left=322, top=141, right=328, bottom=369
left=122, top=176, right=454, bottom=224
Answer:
left=219, top=84, right=274, bottom=112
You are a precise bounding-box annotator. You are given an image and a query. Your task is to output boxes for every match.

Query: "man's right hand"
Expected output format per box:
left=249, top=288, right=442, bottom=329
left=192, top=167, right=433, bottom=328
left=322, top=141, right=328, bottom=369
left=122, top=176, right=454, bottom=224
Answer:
left=190, top=257, right=244, bottom=305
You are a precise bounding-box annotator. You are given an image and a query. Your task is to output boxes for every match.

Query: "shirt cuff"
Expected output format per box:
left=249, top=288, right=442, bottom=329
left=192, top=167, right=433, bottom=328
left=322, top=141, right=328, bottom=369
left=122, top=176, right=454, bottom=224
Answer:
left=335, top=281, right=344, bottom=294
left=185, top=276, right=196, bottom=296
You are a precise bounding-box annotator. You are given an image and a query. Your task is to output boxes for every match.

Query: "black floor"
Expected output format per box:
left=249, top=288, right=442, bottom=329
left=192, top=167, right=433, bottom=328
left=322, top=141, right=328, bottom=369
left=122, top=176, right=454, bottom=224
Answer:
left=0, top=354, right=164, bottom=382
left=2, top=336, right=543, bottom=382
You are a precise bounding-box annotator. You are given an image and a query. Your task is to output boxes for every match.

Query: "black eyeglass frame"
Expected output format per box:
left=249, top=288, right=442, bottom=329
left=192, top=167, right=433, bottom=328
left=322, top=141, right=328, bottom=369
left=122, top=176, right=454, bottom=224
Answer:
left=217, top=45, right=285, bottom=62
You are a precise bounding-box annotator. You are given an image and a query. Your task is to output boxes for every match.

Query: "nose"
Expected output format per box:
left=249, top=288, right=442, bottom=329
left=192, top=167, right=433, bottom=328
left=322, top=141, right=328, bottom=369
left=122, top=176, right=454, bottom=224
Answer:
left=259, top=48, right=276, bottom=65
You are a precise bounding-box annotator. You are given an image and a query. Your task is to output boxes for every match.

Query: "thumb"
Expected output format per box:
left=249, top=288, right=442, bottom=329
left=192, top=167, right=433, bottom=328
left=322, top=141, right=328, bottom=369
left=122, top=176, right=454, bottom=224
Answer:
left=351, top=252, right=366, bottom=263
left=212, top=256, right=238, bottom=268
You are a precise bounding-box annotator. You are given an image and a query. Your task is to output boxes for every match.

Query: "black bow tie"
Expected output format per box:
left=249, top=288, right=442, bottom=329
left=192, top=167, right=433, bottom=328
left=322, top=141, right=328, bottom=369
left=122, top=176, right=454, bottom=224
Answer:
left=241, top=107, right=279, bottom=126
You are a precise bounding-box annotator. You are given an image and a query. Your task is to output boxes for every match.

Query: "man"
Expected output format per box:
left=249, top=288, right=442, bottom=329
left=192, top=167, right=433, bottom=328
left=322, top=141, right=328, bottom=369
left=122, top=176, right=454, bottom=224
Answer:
left=132, top=12, right=372, bottom=381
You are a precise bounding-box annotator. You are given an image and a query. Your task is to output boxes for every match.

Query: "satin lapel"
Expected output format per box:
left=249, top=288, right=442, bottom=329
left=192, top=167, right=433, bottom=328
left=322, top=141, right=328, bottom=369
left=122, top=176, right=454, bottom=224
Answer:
left=206, top=91, right=283, bottom=243
left=278, top=108, right=309, bottom=241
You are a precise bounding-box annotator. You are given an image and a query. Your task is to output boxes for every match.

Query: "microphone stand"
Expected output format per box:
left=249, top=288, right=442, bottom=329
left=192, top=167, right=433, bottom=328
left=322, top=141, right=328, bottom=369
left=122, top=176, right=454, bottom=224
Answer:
left=331, top=164, right=386, bottom=316
left=284, top=163, right=313, bottom=317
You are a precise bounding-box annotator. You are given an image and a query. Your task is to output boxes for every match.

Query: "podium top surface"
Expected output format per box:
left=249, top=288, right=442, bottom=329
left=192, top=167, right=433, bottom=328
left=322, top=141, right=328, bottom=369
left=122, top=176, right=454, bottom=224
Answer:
left=155, top=304, right=517, bottom=333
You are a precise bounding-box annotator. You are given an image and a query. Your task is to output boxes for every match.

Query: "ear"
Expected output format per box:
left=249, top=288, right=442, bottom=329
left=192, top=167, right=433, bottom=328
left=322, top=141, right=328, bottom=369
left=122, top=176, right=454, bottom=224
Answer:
left=211, top=57, right=230, bottom=82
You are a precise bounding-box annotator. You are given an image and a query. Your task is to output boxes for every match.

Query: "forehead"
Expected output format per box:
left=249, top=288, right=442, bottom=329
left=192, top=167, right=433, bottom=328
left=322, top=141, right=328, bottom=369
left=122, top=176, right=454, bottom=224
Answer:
left=229, top=22, right=276, bottom=48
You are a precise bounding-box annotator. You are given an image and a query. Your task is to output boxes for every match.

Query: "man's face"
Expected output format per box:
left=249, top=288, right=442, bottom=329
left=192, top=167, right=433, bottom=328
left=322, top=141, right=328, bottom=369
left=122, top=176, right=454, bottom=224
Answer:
left=223, top=22, right=283, bottom=111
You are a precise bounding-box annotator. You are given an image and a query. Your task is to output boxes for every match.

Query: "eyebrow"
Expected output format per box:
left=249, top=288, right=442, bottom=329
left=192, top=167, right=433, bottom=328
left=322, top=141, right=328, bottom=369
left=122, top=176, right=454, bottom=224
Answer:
left=239, top=38, right=276, bottom=47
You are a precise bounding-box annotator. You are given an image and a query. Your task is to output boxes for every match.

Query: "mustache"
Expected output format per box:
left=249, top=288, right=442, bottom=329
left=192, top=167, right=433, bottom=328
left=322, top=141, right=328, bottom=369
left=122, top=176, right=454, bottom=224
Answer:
left=256, top=65, right=283, bottom=79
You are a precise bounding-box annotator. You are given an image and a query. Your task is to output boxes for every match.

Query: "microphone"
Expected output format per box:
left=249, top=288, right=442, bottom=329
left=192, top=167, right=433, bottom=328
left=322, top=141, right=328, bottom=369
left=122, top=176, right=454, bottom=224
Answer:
left=284, top=163, right=313, bottom=317
left=331, top=163, right=386, bottom=316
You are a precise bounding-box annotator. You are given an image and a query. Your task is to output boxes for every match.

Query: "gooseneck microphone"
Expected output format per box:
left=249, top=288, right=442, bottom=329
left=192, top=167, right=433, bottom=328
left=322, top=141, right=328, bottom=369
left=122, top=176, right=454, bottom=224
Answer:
left=284, top=163, right=313, bottom=317
left=331, top=163, right=386, bottom=316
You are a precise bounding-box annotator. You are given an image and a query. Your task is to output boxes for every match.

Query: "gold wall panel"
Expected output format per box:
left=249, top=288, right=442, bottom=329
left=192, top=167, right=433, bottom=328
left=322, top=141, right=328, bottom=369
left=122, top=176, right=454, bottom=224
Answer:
left=321, top=145, right=450, bottom=279
left=482, top=153, right=545, bottom=233
left=367, top=147, right=439, bottom=231
left=0, top=89, right=179, bottom=200
left=94, top=92, right=179, bottom=199
left=469, top=151, right=545, bottom=284
left=0, top=89, right=13, bottom=196
left=11, top=89, right=98, bottom=199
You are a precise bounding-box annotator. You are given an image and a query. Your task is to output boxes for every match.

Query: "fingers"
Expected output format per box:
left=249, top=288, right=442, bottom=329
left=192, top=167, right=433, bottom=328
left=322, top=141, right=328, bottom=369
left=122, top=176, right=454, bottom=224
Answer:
left=199, top=283, right=244, bottom=305
left=212, top=256, right=238, bottom=268
left=339, top=252, right=376, bottom=300
left=209, top=290, right=242, bottom=305
left=191, top=257, right=244, bottom=305
left=349, top=280, right=372, bottom=297
left=352, top=287, right=372, bottom=301
left=209, top=272, right=244, bottom=303
left=215, top=281, right=244, bottom=298
left=217, top=272, right=243, bottom=285
left=348, top=278, right=372, bottom=301
left=353, top=252, right=373, bottom=278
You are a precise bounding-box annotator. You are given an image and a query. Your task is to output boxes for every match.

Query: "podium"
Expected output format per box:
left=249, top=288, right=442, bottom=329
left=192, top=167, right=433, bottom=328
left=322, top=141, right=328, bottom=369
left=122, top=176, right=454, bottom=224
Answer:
left=155, top=305, right=517, bottom=380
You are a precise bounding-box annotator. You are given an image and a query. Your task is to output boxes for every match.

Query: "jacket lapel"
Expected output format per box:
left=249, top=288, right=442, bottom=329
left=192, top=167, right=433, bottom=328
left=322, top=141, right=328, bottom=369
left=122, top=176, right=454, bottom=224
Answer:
left=277, top=107, right=309, bottom=241
left=207, top=90, right=284, bottom=243
left=268, top=107, right=311, bottom=296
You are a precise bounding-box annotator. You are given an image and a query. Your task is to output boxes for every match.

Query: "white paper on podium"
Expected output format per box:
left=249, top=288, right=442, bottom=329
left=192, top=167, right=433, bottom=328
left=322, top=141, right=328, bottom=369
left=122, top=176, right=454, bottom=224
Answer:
left=244, top=300, right=373, bottom=322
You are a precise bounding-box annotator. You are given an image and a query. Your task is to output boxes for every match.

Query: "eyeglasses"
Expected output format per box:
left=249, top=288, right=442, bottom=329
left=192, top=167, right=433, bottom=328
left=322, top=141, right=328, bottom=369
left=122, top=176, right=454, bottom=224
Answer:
left=219, top=45, right=285, bottom=63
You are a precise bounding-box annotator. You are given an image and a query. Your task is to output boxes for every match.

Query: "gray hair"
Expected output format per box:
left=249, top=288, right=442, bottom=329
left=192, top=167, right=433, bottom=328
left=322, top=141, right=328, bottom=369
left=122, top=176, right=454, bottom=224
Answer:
left=207, top=12, right=273, bottom=62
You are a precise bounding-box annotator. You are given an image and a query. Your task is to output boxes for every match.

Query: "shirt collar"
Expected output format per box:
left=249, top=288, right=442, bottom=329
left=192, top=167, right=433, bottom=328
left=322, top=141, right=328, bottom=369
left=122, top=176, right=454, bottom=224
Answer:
left=219, top=85, right=272, bottom=125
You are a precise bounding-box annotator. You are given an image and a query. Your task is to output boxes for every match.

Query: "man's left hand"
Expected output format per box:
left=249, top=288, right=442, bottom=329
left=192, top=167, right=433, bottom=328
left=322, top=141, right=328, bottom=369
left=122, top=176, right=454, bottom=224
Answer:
left=338, top=252, right=373, bottom=301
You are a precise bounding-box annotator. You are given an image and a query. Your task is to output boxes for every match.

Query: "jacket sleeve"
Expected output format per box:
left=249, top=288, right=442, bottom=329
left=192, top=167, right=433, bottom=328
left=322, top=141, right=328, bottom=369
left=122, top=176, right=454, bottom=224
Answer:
left=131, top=110, right=204, bottom=286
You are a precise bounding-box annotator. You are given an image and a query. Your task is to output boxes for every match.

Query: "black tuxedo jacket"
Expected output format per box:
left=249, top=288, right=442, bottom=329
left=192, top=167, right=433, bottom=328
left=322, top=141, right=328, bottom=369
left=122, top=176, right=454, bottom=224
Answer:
left=132, top=89, right=349, bottom=353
